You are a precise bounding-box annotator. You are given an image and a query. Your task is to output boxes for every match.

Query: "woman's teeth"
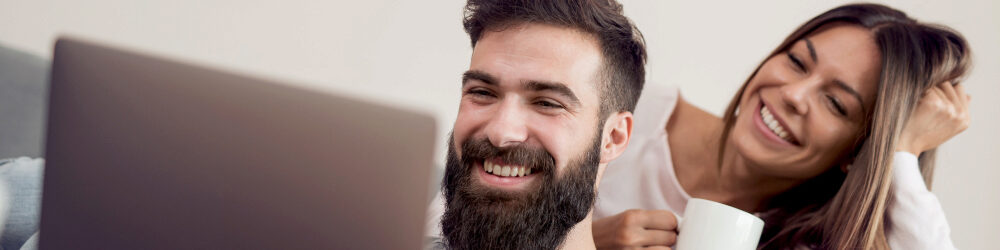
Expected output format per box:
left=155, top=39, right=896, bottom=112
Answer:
left=760, top=106, right=794, bottom=142
left=484, top=161, right=532, bottom=177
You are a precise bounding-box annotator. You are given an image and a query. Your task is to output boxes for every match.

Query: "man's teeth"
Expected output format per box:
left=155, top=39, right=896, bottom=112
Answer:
left=760, top=106, right=793, bottom=142
left=484, top=161, right=533, bottom=177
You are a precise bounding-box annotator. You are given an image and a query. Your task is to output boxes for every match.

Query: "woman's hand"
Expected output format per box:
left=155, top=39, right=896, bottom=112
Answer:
left=897, top=81, right=971, bottom=155
left=593, top=209, right=678, bottom=250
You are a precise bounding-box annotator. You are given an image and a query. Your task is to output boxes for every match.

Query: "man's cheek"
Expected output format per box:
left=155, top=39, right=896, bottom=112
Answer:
left=451, top=125, right=474, bottom=154
left=536, top=138, right=570, bottom=170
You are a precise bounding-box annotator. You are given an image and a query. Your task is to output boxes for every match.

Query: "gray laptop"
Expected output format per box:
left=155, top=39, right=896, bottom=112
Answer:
left=40, top=38, right=437, bottom=249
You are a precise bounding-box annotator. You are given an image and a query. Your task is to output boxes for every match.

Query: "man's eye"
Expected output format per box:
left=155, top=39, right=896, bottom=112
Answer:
left=535, top=100, right=564, bottom=109
left=466, top=89, right=495, bottom=97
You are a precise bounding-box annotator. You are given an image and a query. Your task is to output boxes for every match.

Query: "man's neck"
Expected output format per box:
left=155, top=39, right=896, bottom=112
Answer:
left=557, top=212, right=596, bottom=250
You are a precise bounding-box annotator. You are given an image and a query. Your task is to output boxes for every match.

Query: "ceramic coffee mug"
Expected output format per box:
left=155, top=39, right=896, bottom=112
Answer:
left=675, top=198, right=764, bottom=250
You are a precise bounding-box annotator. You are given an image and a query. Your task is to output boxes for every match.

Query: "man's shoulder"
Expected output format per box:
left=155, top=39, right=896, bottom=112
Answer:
left=425, top=236, right=447, bottom=250
left=0, top=157, right=44, bottom=178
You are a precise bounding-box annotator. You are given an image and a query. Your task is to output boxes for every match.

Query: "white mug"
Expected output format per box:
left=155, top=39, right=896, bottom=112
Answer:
left=675, top=198, right=764, bottom=250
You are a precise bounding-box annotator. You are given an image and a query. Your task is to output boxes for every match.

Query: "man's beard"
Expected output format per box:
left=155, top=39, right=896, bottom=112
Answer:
left=440, top=130, right=602, bottom=250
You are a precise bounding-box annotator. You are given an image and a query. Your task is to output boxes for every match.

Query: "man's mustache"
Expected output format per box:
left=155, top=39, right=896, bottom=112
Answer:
left=459, top=137, right=556, bottom=174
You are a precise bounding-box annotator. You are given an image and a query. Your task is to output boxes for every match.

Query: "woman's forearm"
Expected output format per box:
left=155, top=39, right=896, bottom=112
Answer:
left=887, top=152, right=956, bottom=250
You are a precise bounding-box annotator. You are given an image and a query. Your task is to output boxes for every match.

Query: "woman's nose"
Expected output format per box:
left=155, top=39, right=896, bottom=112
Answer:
left=779, top=78, right=814, bottom=115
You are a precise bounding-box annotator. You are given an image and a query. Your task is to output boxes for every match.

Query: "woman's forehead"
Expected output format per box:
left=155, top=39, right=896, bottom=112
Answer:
left=801, top=24, right=881, bottom=103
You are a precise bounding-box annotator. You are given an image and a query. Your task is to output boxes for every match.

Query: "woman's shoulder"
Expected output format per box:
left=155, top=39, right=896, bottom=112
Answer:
left=630, top=83, right=681, bottom=136
left=664, top=92, right=724, bottom=167
left=630, top=84, right=723, bottom=139
left=634, top=84, right=680, bottom=115
left=665, top=91, right=723, bottom=135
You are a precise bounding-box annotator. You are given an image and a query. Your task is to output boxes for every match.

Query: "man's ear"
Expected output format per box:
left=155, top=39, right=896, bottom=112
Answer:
left=600, top=111, right=633, bottom=164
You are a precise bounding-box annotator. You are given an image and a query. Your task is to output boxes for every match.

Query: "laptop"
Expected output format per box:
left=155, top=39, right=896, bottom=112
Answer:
left=40, top=37, right=437, bottom=249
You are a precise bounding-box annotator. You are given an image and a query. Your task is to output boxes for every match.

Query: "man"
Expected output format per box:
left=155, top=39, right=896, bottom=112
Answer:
left=429, top=0, right=647, bottom=249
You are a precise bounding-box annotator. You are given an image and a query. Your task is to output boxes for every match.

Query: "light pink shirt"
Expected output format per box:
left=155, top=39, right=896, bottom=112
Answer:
left=593, top=83, right=690, bottom=218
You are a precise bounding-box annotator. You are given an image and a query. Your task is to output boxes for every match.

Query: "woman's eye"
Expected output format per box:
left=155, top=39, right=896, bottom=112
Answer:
left=826, top=95, right=847, bottom=116
left=786, top=52, right=806, bottom=72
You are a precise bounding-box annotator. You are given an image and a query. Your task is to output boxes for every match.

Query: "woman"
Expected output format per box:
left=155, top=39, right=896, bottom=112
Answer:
left=592, top=3, right=970, bottom=249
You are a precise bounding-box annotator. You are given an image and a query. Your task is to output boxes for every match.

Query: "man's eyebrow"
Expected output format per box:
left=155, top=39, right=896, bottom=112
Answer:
left=804, top=38, right=818, bottom=63
left=462, top=70, right=498, bottom=86
left=524, top=80, right=581, bottom=106
left=833, top=79, right=865, bottom=113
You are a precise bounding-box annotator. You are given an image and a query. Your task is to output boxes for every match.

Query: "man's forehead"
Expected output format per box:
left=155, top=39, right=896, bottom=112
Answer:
left=478, top=23, right=599, bottom=55
left=468, top=23, right=604, bottom=102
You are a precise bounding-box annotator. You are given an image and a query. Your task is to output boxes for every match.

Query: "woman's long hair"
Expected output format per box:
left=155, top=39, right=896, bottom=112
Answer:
left=715, top=3, right=972, bottom=249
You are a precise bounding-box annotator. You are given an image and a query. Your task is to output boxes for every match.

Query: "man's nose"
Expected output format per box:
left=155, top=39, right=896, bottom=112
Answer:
left=484, top=99, right=529, bottom=148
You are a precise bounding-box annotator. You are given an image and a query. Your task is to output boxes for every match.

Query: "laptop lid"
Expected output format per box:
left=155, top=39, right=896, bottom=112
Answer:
left=41, top=37, right=437, bottom=249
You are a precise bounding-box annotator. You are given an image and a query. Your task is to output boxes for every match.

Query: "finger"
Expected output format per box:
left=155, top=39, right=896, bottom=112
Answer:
left=960, top=92, right=971, bottom=122
left=940, top=81, right=960, bottom=103
left=928, top=84, right=945, bottom=102
left=642, top=246, right=672, bottom=250
left=949, top=85, right=971, bottom=118
left=954, top=84, right=970, bottom=109
left=640, top=210, right=678, bottom=230
left=636, top=230, right=677, bottom=247
left=922, top=86, right=943, bottom=107
left=953, top=82, right=965, bottom=95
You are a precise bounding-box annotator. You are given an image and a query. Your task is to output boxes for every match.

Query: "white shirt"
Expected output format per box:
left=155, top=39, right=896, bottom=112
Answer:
left=889, top=152, right=957, bottom=250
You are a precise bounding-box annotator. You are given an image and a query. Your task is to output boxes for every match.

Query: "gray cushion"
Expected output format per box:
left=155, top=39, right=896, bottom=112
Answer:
left=0, top=44, right=48, bottom=159
left=0, top=158, right=43, bottom=250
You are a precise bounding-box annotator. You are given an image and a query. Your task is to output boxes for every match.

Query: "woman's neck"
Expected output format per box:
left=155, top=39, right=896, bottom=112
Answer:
left=713, top=143, right=803, bottom=212
left=668, top=98, right=801, bottom=212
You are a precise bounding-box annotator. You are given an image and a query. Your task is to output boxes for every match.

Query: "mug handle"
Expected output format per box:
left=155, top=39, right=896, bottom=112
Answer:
left=674, top=212, right=683, bottom=231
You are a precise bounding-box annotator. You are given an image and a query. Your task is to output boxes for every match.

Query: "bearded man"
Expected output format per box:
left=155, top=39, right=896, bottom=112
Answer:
left=428, top=0, right=648, bottom=249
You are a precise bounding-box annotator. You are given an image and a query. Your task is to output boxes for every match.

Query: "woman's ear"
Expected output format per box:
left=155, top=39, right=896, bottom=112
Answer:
left=600, top=111, right=633, bottom=164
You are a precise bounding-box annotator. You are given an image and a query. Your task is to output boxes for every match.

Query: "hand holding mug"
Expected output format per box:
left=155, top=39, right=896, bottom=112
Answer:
left=593, top=209, right=678, bottom=250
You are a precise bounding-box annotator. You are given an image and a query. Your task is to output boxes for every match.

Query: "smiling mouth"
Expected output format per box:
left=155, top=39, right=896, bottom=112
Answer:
left=760, top=104, right=800, bottom=145
left=483, top=160, right=536, bottom=177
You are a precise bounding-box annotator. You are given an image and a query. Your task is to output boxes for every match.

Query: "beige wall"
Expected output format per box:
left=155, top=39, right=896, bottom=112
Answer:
left=1, top=0, right=997, bottom=248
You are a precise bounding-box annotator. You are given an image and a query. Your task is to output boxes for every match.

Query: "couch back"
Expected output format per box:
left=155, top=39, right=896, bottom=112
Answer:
left=0, top=44, right=49, bottom=159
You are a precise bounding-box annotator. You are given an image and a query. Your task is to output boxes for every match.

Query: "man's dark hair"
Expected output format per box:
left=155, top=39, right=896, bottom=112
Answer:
left=463, top=0, right=647, bottom=116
